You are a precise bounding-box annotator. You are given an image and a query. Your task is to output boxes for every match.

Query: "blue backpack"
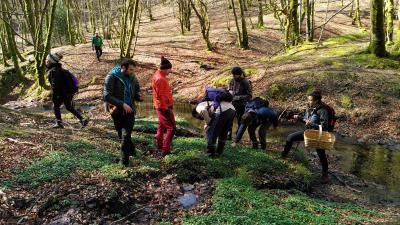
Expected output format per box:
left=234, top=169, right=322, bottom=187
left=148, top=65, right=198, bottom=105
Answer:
left=245, top=97, right=268, bottom=113
left=203, top=87, right=227, bottom=109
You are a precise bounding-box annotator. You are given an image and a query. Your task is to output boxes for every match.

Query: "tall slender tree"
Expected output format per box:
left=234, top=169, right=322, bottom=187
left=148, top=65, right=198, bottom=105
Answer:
left=370, top=0, right=386, bottom=57
left=385, top=0, right=394, bottom=44
left=190, top=0, right=213, bottom=51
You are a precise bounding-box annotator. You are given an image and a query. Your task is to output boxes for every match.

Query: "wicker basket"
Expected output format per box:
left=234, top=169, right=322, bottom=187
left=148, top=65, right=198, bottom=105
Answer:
left=304, top=125, right=336, bottom=150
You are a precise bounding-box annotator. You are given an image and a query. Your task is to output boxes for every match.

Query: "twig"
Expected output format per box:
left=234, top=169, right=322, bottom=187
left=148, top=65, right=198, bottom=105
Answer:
left=109, top=206, right=146, bottom=225
left=278, top=106, right=289, bottom=121
left=317, top=0, right=331, bottom=44
left=329, top=172, right=362, bottom=193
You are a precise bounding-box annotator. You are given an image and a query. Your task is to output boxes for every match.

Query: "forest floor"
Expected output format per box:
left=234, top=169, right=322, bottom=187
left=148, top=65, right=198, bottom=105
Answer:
left=4, top=0, right=399, bottom=144
left=0, top=106, right=399, bottom=224
left=1, top=1, right=400, bottom=224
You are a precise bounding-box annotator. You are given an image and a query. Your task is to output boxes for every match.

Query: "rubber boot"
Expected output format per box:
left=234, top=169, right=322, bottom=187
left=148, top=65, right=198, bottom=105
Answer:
left=281, top=142, right=291, bottom=158
left=119, top=149, right=129, bottom=167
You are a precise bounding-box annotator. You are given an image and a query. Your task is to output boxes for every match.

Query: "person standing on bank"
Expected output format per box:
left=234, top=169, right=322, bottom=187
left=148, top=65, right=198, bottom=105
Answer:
left=227, top=66, right=252, bottom=139
left=92, top=31, right=103, bottom=61
left=104, top=59, right=143, bottom=166
left=47, top=52, right=88, bottom=129
left=152, top=56, right=176, bottom=157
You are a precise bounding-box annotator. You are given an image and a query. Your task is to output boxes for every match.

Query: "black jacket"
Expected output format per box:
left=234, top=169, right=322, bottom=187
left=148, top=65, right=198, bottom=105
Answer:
left=48, top=63, right=69, bottom=97
left=103, top=68, right=141, bottom=110
left=228, top=78, right=252, bottom=106
left=303, top=102, right=329, bottom=131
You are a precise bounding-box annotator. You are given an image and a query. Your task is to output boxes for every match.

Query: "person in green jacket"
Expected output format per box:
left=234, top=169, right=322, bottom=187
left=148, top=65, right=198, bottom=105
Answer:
left=92, top=31, right=103, bottom=61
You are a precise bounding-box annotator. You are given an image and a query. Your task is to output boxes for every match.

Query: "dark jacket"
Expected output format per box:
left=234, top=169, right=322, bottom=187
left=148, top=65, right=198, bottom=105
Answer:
left=48, top=63, right=69, bottom=98
left=228, top=78, right=252, bottom=106
left=103, top=67, right=141, bottom=111
left=303, top=102, right=329, bottom=131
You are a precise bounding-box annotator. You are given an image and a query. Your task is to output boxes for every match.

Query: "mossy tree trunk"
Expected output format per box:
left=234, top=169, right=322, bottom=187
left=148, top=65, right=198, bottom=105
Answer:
left=124, top=0, right=140, bottom=58
left=257, top=0, right=264, bottom=28
left=190, top=0, right=213, bottom=51
left=238, top=0, right=249, bottom=49
left=385, top=0, right=394, bottom=44
left=370, top=0, right=386, bottom=57
left=353, top=0, right=362, bottom=27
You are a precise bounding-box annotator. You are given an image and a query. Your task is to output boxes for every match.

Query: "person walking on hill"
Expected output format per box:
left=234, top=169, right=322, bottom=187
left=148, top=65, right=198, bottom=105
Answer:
left=46, top=52, right=88, bottom=129
left=92, top=31, right=103, bottom=61
left=152, top=56, right=176, bottom=157
left=104, top=59, right=143, bottom=166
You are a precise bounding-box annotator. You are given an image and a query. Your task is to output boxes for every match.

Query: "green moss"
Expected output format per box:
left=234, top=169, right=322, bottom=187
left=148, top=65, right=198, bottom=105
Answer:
left=211, top=75, right=231, bottom=88
left=340, top=95, right=353, bottom=109
left=100, top=164, right=128, bottom=181
left=243, top=67, right=259, bottom=76
left=0, top=125, right=32, bottom=137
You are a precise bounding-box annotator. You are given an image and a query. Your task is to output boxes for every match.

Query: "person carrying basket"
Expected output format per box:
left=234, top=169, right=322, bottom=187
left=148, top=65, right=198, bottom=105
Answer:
left=281, top=91, right=336, bottom=184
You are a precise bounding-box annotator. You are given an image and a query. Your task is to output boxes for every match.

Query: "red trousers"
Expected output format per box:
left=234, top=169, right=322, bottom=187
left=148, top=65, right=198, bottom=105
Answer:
left=156, top=109, right=176, bottom=153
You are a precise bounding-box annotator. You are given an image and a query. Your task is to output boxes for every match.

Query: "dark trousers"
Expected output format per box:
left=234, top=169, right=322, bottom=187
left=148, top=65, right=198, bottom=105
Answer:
left=248, top=121, right=270, bottom=148
left=112, top=113, right=135, bottom=156
left=283, top=130, right=328, bottom=174
left=207, top=109, right=236, bottom=154
left=53, top=95, right=83, bottom=122
left=228, top=103, right=245, bottom=138
left=95, top=46, right=102, bottom=60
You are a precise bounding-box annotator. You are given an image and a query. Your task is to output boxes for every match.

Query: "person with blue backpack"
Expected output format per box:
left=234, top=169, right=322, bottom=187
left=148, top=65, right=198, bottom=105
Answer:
left=281, top=91, right=335, bottom=184
left=192, top=87, right=227, bottom=131
left=46, top=52, right=88, bottom=129
left=205, top=91, right=236, bottom=157
left=231, top=97, right=278, bottom=150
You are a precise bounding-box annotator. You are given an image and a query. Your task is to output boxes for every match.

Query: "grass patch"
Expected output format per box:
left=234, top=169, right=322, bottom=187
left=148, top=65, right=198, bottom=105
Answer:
left=14, top=140, right=116, bottom=186
left=340, top=95, right=353, bottom=109
left=350, top=51, right=400, bottom=69
left=266, top=83, right=294, bottom=101
left=324, top=30, right=369, bottom=45
left=184, top=177, right=379, bottom=225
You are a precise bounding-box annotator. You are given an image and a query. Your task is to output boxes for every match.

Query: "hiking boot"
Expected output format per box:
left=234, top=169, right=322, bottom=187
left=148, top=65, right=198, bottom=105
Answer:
left=252, top=143, right=259, bottom=149
left=161, top=151, right=171, bottom=157
left=52, top=121, right=64, bottom=129
left=321, top=173, right=331, bottom=184
left=120, top=150, right=129, bottom=167
left=80, top=119, right=89, bottom=128
left=206, top=148, right=215, bottom=157
left=281, top=150, right=289, bottom=159
left=260, top=143, right=267, bottom=150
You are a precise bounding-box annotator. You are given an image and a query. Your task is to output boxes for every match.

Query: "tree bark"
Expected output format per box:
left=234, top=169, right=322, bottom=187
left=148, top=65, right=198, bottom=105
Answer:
left=385, top=0, right=394, bottom=44
left=370, top=0, right=386, bottom=57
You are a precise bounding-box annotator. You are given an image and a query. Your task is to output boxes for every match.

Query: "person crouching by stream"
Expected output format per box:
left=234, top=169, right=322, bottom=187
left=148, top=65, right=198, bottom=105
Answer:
left=205, top=92, right=236, bottom=157
left=281, top=91, right=331, bottom=184
left=152, top=56, right=176, bottom=157
left=231, top=97, right=278, bottom=150
left=46, top=52, right=88, bottom=129
left=104, top=59, right=143, bottom=166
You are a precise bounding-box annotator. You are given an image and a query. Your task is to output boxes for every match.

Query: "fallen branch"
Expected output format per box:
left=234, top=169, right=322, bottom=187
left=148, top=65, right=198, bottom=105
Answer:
left=109, top=206, right=146, bottom=225
left=5, top=138, right=35, bottom=146
left=329, top=172, right=362, bottom=193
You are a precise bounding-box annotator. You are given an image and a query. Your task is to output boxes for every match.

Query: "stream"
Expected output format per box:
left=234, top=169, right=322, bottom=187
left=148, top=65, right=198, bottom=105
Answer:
left=3, top=97, right=400, bottom=204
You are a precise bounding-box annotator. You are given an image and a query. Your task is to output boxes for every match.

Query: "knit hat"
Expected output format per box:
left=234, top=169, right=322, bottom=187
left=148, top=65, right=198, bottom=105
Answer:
left=46, top=52, right=63, bottom=64
left=160, top=56, right=172, bottom=70
left=231, top=66, right=244, bottom=76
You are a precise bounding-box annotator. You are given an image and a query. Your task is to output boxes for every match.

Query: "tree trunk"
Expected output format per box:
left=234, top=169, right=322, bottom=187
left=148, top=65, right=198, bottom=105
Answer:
left=65, top=0, right=75, bottom=46
left=124, top=0, right=140, bottom=58
left=370, top=0, right=386, bottom=57
left=238, top=0, right=249, bottom=49
left=231, top=0, right=242, bottom=47
left=385, top=0, right=394, bottom=44
left=1, top=1, right=23, bottom=78
left=353, top=0, right=362, bottom=27
left=257, top=0, right=264, bottom=28
left=190, top=0, right=213, bottom=51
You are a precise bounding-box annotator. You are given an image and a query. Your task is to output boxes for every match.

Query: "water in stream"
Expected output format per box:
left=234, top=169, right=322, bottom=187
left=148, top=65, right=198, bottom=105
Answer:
left=6, top=97, right=400, bottom=203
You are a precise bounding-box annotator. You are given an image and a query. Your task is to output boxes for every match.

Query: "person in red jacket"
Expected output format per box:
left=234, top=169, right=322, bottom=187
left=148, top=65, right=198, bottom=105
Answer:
left=152, top=56, right=175, bottom=156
